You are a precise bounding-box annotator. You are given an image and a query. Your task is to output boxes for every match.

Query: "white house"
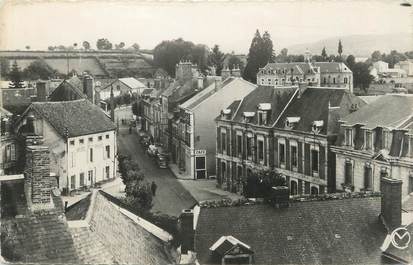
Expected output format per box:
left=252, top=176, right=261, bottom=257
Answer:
left=98, top=77, right=148, bottom=100
left=16, top=99, right=117, bottom=193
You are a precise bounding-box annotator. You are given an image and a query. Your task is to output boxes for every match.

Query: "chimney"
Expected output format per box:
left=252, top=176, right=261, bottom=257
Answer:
left=381, top=177, right=402, bottom=230
left=36, top=81, right=48, bottom=102
left=197, top=76, right=204, bottom=90
left=24, top=145, right=53, bottom=211
left=231, top=65, right=241, bottom=77
left=221, top=66, right=231, bottom=80
left=179, top=209, right=195, bottom=254
left=83, top=75, right=95, bottom=104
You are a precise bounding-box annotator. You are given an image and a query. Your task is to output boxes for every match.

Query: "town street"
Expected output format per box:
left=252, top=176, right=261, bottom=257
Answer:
left=116, top=125, right=197, bottom=217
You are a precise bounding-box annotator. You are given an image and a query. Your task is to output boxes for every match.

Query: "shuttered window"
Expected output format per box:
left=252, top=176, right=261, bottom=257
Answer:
left=345, top=160, right=353, bottom=185
left=364, top=166, right=372, bottom=190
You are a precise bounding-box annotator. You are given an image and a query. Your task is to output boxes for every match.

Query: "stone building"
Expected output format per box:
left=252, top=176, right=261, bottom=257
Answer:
left=257, top=60, right=353, bottom=92
left=172, top=77, right=256, bottom=179
left=331, top=94, right=413, bottom=197
left=15, top=99, right=116, bottom=193
left=216, top=84, right=364, bottom=195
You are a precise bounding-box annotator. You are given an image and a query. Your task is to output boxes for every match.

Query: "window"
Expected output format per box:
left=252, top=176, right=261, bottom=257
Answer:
left=105, top=145, right=110, bottom=159
left=345, top=159, right=353, bottom=185
left=236, top=134, right=242, bottom=157
left=88, top=170, right=93, bottom=183
left=246, top=136, right=252, bottom=158
left=258, top=139, right=264, bottom=162
left=311, top=187, right=319, bottom=195
left=311, top=149, right=319, bottom=173
left=106, top=134, right=109, bottom=139
left=344, top=77, right=348, bottom=84
left=117, top=85, right=120, bottom=91
left=258, top=112, right=263, bottom=125
left=258, top=111, right=267, bottom=125
left=291, top=145, right=298, bottom=168
left=88, top=137, right=93, bottom=142
left=380, top=167, right=389, bottom=178
left=1, top=118, right=6, bottom=136
left=365, top=131, right=372, bottom=150
left=5, top=144, right=16, bottom=162
left=333, top=77, right=336, bottom=84
left=290, top=181, right=298, bottom=195
left=383, top=131, right=389, bottom=149
left=345, top=129, right=353, bottom=146
left=105, top=166, right=110, bottom=179
left=98, top=136, right=102, bottom=141
left=80, top=173, right=85, bottom=187
left=71, top=175, right=76, bottom=189
left=364, top=165, right=372, bottom=190
left=279, top=142, right=286, bottom=164
left=70, top=140, right=75, bottom=145
left=221, top=132, right=226, bottom=153
left=89, top=148, right=93, bottom=162
left=261, top=78, right=265, bottom=84
left=79, top=139, right=84, bottom=144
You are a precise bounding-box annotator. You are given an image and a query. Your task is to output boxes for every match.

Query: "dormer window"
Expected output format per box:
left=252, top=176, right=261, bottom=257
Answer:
left=312, top=120, right=324, bottom=134
left=221, top=109, right=231, bottom=119
left=257, top=103, right=271, bottom=126
left=243, top=112, right=255, bottom=123
left=345, top=128, right=353, bottom=146
left=285, top=117, right=300, bottom=129
left=365, top=130, right=372, bottom=150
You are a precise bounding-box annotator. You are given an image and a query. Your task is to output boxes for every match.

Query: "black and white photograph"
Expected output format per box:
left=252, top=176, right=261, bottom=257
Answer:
left=0, top=0, right=412, bottom=264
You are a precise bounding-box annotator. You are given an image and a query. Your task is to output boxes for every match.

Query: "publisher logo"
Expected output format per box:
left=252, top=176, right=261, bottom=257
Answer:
left=391, top=227, right=411, bottom=250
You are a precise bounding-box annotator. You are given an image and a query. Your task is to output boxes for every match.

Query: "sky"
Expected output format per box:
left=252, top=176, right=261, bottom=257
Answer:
left=0, top=0, right=412, bottom=53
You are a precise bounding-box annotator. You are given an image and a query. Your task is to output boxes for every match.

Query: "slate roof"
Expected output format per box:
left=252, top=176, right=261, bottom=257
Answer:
left=341, top=94, right=413, bottom=132
left=48, top=76, right=86, bottom=102
left=195, top=197, right=386, bottom=265
left=119, top=77, right=147, bottom=89
left=27, top=99, right=116, bottom=138
left=230, top=86, right=298, bottom=125
left=263, top=62, right=318, bottom=75
left=65, top=190, right=173, bottom=265
left=275, top=87, right=365, bottom=134
left=314, top=62, right=352, bottom=73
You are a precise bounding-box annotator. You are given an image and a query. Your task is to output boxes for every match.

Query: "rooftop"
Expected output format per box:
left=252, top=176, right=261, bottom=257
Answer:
left=26, top=99, right=116, bottom=138
left=195, top=196, right=385, bottom=265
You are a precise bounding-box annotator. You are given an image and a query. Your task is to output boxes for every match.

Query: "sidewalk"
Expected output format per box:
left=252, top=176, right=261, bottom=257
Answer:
left=169, top=163, right=242, bottom=202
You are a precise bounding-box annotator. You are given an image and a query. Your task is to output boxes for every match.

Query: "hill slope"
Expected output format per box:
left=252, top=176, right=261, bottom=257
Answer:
left=287, top=33, right=413, bottom=57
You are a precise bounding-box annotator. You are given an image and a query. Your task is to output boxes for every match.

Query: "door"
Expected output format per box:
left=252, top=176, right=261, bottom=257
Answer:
left=195, top=156, right=206, bottom=179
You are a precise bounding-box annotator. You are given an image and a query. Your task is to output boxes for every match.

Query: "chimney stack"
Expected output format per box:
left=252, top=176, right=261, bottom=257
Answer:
left=24, top=145, right=53, bottom=211
left=221, top=66, right=231, bottom=80
left=36, top=81, right=48, bottom=102
left=231, top=65, right=241, bottom=77
left=83, top=75, right=95, bottom=104
left=381, top=177, right=402, bottom=230
left=179, top=209, right=195, bottom=254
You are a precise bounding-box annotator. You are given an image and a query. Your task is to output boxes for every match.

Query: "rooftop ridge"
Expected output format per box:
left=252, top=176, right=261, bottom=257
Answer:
left=199, top=191, right=382, bottom=209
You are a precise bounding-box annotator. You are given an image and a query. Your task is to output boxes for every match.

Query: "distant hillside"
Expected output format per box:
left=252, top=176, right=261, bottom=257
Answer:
left=287, top=33, right=413, bottom=57
left=0, top=50, right=155, bottom=78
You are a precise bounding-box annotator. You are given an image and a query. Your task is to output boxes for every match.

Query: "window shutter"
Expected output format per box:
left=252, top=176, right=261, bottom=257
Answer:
left=304, top=143, right=311, bottom=175
left=264, top=136, right=268, bottom=166
left=231, top=130, right=236, bottom=157
left=298, top=179, right=303, bottom=195
left=227, top=131, right=231, bottom=155
left=217, top=127, right=221, bottom=154
left=298, top=141, right=303, bottom=173
left=319, top=145, right=325, bottom=179
left=285, top=139, right=290, bottom=170
left=253, top=134, right=258, bottom=163
left=274, top=138, right=279, bottom=167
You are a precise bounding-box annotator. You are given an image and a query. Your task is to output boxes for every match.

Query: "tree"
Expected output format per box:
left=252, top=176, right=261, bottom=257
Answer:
left=48, top=46, right=55, bottom=51
left=243, top=29, right=274, bottom=83
left=9, top=61, right=24, bottom=88
left=118, top=42, right=125, bottom=49
left=321, top=47, right=327, bottom=61
left=346, top=55, right=356, bottom=70
left=371, top=50, right=382, bottom=62
left=22, top=59, right=57, bottom=80
left=82, top=41, right=90, bottom=50
left=353, top=62, right=374, bottom=93
left=338, top=40, right=343, bottom=58
left=25, top=45, right=30, bottom=50
left=382, top=50, right=407, bottom=68
left=153, top=38, right=209, bottom=76
left=96, top=38, right=113, bottom=50
left=0, top=58, right=10, bottom=78
left=208, top=45, right=225, bottom=75
left=132, top=43, right=140, bottom=51
left=280, top=48, right=288, bottom=57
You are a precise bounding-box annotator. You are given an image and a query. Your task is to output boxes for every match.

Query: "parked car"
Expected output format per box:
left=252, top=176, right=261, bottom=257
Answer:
left=156, top=146, right=169, bottom=168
